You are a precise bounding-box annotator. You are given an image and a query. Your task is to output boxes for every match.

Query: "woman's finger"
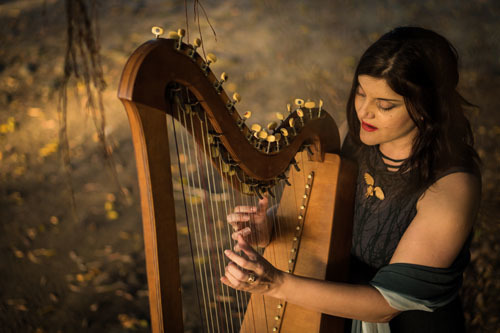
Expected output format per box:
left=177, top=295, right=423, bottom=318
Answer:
left=236, top=234, right=259, bottom=261
left=224, top=267, right=243, bottom=288
left=227, top=262, right=246, bottom=281
left=231, top=227, right=251, bottom=240
left=234, top=206, right=257, bottom=214
left=224, top=248, right=257, bottom=272
left=227, top=213, right=250, bottom=224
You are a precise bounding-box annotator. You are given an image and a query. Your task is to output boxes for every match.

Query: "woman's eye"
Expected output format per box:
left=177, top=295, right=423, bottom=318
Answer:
left=377, top=102, right=394, bottom=111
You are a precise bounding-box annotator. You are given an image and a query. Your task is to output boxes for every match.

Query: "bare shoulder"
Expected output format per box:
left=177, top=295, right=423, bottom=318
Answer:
left=390, top=172, right=481, bottom=268
left=421, top=172, right=481, bottom=207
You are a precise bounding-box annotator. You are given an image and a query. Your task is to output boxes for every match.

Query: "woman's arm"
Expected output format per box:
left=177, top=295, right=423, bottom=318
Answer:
left=222, top=172, right=480, bottom=322
left=223, top=235, right=400, bottom=323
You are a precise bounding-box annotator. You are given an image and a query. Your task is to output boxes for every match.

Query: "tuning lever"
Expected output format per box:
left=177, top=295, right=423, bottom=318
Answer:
left=226, top=92, right=241, bottom=112
left=176, top=28, right=186, bottom=50
left=152, top=26, right=164, bottom=38
left=214, top=72, right=228, bottom=93
left=188, top=38, right=202, bottom=59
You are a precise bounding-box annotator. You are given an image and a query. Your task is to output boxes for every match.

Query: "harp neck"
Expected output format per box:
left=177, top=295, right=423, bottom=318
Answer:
left=118, top=38, right=340, bottom=189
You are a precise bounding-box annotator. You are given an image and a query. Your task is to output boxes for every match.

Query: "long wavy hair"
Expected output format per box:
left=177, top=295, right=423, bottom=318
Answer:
left=346, top=26, right=480, bottom=191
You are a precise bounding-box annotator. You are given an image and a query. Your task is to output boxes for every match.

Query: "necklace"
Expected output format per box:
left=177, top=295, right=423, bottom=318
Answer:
left=377, top=146, right=407, bottom=163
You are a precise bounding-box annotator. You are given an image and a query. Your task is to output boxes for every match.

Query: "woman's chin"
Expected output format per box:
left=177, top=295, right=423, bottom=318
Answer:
left=359, top=131, right=379, bottom=146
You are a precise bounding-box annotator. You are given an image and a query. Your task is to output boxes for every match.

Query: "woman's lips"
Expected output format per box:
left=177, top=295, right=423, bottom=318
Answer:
left=361, top=121, right=378, bottom=132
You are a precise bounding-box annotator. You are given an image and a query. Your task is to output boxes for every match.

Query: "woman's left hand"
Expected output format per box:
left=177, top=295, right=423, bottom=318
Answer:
left=221, top=234, right=284, bottom=296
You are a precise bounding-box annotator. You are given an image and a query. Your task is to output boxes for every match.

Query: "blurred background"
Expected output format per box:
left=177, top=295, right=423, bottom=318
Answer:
left=0, top=0, right=499, bottom=332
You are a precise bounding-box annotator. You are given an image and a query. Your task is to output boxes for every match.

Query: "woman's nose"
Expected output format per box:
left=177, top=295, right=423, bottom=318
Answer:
left=357, top=100, right=375, bottom=119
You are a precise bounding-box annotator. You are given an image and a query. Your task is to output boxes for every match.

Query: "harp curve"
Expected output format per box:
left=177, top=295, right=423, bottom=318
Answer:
left=118, top=38, right=340, bottom=184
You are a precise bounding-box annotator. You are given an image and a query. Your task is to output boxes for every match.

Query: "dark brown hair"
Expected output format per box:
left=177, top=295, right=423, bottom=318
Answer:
left=346, top=26, right=480, bottom=190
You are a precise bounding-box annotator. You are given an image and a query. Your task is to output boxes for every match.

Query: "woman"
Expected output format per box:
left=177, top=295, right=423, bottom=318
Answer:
left=222, top=27, right=481, bottom=332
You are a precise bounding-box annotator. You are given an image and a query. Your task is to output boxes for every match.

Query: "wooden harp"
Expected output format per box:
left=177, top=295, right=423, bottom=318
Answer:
left=118, top=33, right=356, bottom=333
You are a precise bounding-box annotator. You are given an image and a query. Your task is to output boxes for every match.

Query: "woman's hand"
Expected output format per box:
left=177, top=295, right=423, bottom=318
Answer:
left=227, top=196, right=272, bottom=248
left=221, top=234, right=284, bottom=296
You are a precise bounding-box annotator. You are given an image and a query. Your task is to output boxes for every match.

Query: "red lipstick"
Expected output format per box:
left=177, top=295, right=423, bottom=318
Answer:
left=361, top=121, right=378, bottom=132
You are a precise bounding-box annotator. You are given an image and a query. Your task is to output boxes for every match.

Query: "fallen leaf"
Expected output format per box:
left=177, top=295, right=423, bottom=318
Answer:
left=106, top=210, right=119, bottom=220
left=27, top=251, right=39, bottom=263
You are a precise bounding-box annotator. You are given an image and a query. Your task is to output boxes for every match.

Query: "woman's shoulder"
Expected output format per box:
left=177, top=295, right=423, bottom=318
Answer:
left=391, top=171, right=480, bottom=268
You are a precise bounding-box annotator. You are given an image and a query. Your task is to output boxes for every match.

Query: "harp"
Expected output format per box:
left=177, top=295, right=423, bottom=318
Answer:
left=118, top=30, right=356, bottom=333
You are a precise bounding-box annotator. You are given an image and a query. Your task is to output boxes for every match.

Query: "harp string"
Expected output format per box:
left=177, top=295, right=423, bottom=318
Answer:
left=231, top=173, right=252, bottom=329
left=168, top=104, right=206, bottom=330
left=184, top=96, right=223, bottom=332
left=177, top=96, right=219, bottom=332
left=198, top=107, right=234, bottom=332
left=173, top=101, right=214, bottom=331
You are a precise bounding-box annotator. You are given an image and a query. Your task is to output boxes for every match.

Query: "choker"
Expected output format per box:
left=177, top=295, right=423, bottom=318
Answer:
left=377, top=146, right=407, bottom=163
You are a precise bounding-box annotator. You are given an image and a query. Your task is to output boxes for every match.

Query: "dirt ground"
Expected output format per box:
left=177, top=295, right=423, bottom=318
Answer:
left=1, top=0, right=499, bottom=332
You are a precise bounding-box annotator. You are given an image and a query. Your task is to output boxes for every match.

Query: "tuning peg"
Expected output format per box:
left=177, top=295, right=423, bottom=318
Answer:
left=188, top=38, right=202, bottom=59
left=201, top=52, right=217, bottom=75
left=280, top=128, right=289, bottom=146
left=294, top=99, right=304, bottom=109
left=286, top=103, right=292, bottom=114
left=276, top=112, right=284, bottom=126
left=318, top=99, right=324, bottom=118
left=214, top=72, right=228, bottom=93
left=296, top=109, right=305, bottom=126
left=288, top=118, right=297, bottom=136
left=210, top=144, right=220, bottom=158
left=176, top=28, right=186, bottom=49
left=274, top=133, right=282, bottom=152
left=242, top=183, right=251, bottom=195
left=256, top=130, right=268, bottom=150
left=266, top=135, right=276, bottom=153
left=305, top=100, right=315, bottom=118
left=267, top=121, right=278, bottom=133
left=152, top=26, right=164, bottom=38
left=237, top=111, right=251, bottom=128
left=226, top=92, right=241, bottom=112
left=248, top=123, right=262, bottom=141
left=207, top=53, right=217, bottom=64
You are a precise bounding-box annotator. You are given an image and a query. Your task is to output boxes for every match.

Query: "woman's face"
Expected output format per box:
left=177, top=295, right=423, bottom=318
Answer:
left=354, top=75, right=418, bottom=154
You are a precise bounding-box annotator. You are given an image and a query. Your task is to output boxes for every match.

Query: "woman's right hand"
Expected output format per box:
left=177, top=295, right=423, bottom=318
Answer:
left=227, top=196, right=272, bottom=249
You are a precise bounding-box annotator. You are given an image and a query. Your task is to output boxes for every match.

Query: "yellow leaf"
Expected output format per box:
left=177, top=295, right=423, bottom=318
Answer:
left=33, top=248, right=56, bottom=257
left=119, top=231, right=130, bottom=240
left=13, top=166, right=26, bottom=176
left=27, top=251, right=39, bottom=263
left=106, top=210, right=119, bottom=220
left=28, top=107, right=43, bottom=117
left=50, top=216, right=59, bottom=225
left=104, top=201, right=114, bottom=211
left=39, top=141, right=59, bottom=158
left=13, top=248, right=24, bottom=258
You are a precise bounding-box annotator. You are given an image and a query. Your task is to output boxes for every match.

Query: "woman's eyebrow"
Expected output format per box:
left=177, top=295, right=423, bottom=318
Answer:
left=377, top=97, right=403, bottom=102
